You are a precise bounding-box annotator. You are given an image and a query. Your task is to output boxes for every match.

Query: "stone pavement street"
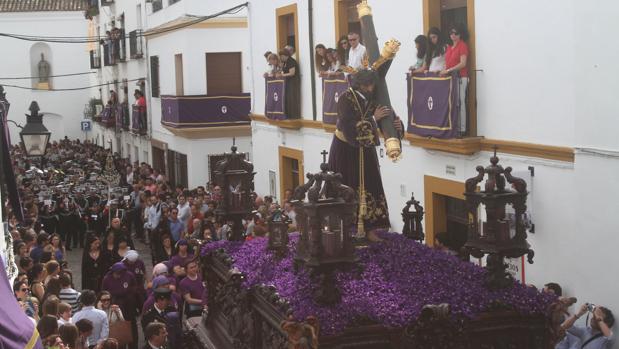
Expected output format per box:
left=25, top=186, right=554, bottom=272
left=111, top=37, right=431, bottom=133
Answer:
left=64, top=238, right=154, bottom=347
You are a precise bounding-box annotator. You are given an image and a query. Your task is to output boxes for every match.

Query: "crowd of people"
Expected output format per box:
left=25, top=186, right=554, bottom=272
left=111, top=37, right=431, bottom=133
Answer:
left=4, top=138, right=295, bottom=349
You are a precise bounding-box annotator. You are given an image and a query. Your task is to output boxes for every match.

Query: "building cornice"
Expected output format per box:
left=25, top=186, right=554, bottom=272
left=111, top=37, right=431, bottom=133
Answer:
left=250, top=114, right=575, bottom=163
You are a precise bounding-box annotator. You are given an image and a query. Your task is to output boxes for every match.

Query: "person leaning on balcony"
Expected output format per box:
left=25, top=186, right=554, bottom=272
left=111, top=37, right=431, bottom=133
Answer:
left=276, top=50, right=300, bottom=119
left=134, top=89, right=146, bottom=130
left=440, top=23, right=470, bottom=137
left=337, top=36, right=350, bottom=66
left=424, top=27, right=446, bottom=73
left=324, top=48, right=342, bottom=78
left=263, top=53, right=281, bottom=78
left=409, top=35, right=428, bottom=74
left=315, top=44, right=329, bottom=77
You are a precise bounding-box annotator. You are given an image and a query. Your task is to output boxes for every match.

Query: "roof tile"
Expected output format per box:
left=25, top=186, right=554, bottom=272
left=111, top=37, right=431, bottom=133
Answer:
left=0, top=0, right=89, bottom=12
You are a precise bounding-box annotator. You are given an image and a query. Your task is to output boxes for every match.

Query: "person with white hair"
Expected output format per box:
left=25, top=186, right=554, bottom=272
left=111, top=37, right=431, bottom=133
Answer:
left=122, top=250, right=146, bottom=291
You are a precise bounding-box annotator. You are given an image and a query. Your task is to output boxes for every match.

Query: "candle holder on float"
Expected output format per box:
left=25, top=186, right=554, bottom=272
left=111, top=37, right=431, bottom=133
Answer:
left=267, top=207, right=291, bottom=256
left=213, top=141, right=255, bottom=241
left=463, top=148, right=534, bottom=289
left=401, top=193, right=424, bottom=242
left=291, top=150, right=357, bottom=305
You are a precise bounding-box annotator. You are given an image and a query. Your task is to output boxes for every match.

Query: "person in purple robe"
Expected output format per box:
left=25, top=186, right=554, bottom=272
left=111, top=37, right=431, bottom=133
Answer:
left=179, top=258, right=206, bottom=318
left=123, top=250, right=146, bottom=308
left=328, top=69, right=403, bottom=234
left=169, top=239, right=194, bottom=281
left=101, top=262, right=139, bottom=349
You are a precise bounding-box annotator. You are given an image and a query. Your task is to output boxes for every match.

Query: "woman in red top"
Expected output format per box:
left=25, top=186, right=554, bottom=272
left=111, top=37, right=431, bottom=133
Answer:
left=441, top=23, right=469, bottom=137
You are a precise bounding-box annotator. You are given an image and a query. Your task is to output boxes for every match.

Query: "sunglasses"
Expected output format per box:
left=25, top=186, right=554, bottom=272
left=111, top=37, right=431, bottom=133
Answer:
left=348, top=38, right=358, bottom=41
left=101, top=298, right=111, bottom=302
left=20, top=288, right=29, bottom=292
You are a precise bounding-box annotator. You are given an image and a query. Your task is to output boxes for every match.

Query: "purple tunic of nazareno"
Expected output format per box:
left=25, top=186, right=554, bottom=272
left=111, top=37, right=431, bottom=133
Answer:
left=101, top=270, right=138, bottom=319
left=179, top=274, right=206, bottom=306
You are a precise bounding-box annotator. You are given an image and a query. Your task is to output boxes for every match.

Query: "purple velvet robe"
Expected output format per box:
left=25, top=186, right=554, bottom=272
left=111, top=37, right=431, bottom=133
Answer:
left=101, top=270, right=139, bottom=319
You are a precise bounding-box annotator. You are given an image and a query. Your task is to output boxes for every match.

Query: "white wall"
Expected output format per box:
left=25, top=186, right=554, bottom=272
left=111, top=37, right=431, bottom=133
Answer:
left=0, top=11, right=91, bottom=143
left=146, top=13, right=252, bottom=189
left=248, top=0, right=619, bottom=339
left=147, top=0, right=248, bottom=28
left=90, top=0, right=152, bottom=165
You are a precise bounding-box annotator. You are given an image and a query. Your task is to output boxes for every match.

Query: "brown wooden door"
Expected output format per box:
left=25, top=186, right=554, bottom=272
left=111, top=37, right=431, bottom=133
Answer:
left=205, top=52, right=242, bottom=95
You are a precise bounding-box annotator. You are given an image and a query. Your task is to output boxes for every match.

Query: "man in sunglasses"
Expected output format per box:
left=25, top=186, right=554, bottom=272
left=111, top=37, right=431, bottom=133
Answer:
left=13, top=280, right=36, bottom=318
left=347, top=32, right=367, bottom=70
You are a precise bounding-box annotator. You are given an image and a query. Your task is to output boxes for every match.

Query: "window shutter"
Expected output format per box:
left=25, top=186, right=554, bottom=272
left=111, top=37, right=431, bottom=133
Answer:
left=150, top=56, right=160, bottom=97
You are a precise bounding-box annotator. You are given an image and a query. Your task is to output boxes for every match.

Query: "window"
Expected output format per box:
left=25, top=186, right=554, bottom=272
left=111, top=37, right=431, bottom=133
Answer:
left=334, top=0, right=362, bottom=43
left=118, top=14, right=127, bottom=61
left=150, top=56, right=160, bottom=97
left=169, top=0, right=181, bottom=5
left=424, top=0, right=477, bottom=136
left=89, top=50, right=101, bottom=69
left=423, top=175, right=466, bottom=247
left=205, top=52, right=242, bottom=95
left=276, top=4, right=299, bottom=60
left=175, top=54, right=184, bottom=96
left=167, top=149, right=188, bottom=189
left=152, top=0, right=162, bottom=12
left=278, top=146, right=304, bottom=201
left=103, top=43, right=115, bottom=66
left=152, top=146, right=166, bottom=176
left=129, top=30, right=143, bottom=59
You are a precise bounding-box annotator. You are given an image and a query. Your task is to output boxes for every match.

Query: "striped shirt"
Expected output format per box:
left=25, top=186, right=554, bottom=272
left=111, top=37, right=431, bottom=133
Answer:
left=59, top=287, right=81, bottom=314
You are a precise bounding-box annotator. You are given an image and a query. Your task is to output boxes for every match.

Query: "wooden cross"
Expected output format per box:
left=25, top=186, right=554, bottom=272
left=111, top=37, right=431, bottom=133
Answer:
left=321, top=150, right=328, bottom=163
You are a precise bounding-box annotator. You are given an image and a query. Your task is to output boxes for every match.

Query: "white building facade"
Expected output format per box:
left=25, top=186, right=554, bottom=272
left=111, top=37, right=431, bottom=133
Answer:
left=87, top=0, right=151, bottom=164
left=0, top=0, right=92, bottom=143
left=145, top=0, right=252, bottom=188
left=247, top=0, right=619, bottom=336
left=89, top=0, right=252, bottom=188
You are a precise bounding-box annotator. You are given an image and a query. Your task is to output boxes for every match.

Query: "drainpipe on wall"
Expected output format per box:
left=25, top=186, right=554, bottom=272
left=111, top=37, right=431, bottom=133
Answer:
left=308, top=0, right=317, bottom=121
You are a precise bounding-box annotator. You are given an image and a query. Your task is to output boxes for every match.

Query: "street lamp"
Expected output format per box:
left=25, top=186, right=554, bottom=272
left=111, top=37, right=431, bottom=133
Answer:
left=20, top=101, right=50, bottom=157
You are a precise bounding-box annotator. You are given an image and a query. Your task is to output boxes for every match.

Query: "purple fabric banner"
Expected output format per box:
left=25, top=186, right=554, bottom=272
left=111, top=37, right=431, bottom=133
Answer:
left=0, top=256, right=43, bottom=349
left=160, top=94, right=250, bottom=128
left=0, top=98, right=24, bottom=222
left=264, top=77, right=286, bottom=120
left=101, top=105, right=116, bottom=128
left=322, top=74, right=349, bottom=124
left=407, top=73, right=460, bottom=139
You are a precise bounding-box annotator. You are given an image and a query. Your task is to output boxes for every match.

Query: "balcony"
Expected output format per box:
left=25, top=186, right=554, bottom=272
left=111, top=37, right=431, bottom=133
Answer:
left=89, top=50, right=101, bottom=69
left=129, top=30, right=144, bottom=59
left=119, top=102, right=130, bottom=131
left=102, top=43, right=116, bottom=66
left=99, top=105, right=116, bottom=128
left=131, top=105, right=148, bottom=136
left=161, top=93, right=251, bottom=137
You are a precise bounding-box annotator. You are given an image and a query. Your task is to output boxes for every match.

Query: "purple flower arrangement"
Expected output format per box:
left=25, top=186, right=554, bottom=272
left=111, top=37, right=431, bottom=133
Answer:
left=202, top=232, right=555, bottom=336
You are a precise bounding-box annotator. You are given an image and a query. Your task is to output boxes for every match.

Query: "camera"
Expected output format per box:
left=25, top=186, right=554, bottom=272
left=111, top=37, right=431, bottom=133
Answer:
left=587, top=303, right=596, bottom=312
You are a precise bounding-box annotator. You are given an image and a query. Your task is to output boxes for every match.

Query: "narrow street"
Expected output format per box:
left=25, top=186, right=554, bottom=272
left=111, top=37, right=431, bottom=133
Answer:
left=64, top=238, right=154, bottom=347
